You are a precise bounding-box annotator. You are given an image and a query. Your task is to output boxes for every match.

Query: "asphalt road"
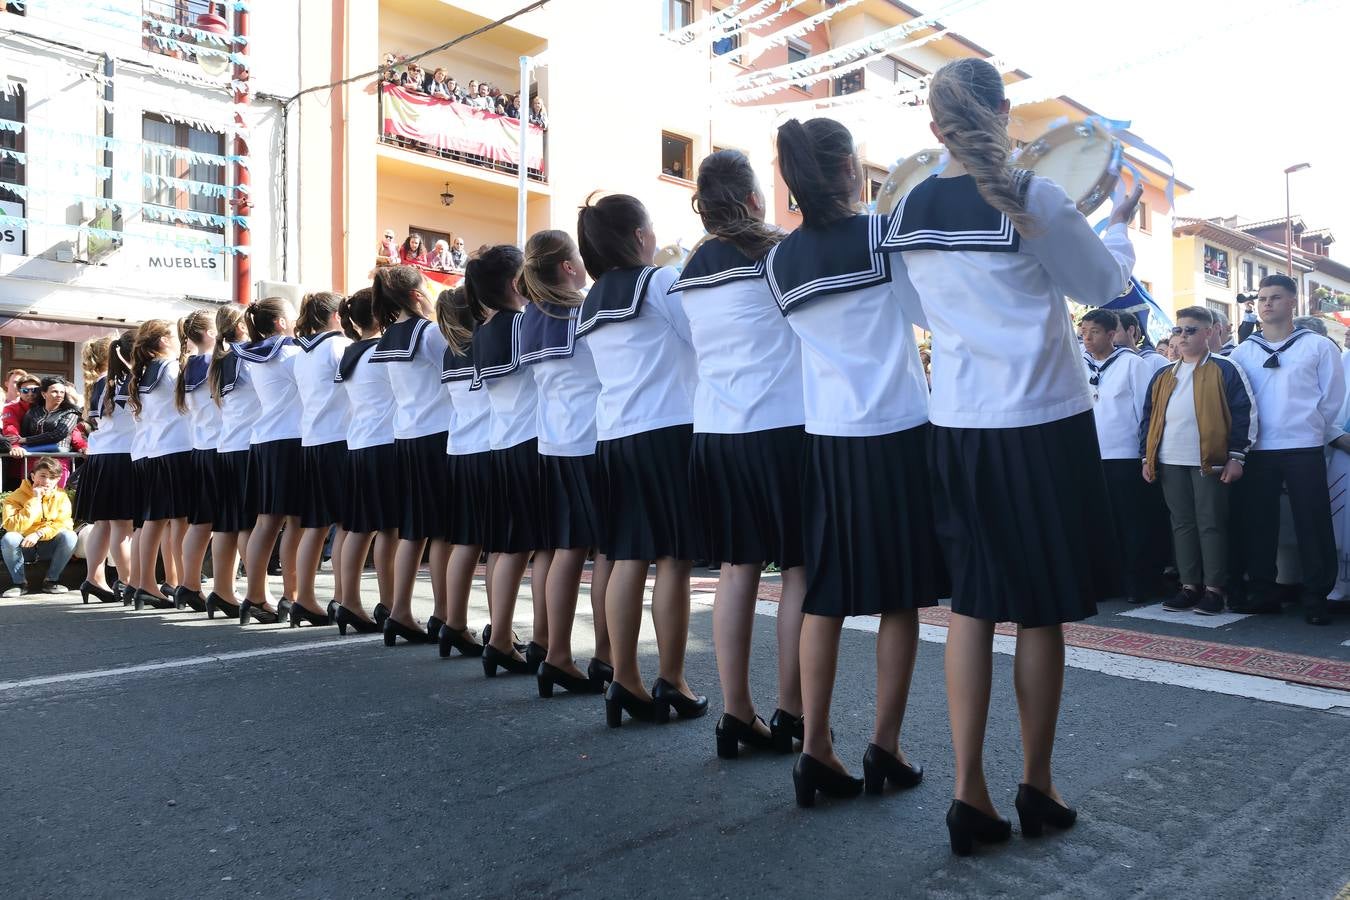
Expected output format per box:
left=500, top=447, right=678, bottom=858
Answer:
left=2, top=570, right=1348, bottom=899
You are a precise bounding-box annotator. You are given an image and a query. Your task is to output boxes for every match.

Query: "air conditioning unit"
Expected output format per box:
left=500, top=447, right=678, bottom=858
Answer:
left=254, top=280, right=305, bottom=305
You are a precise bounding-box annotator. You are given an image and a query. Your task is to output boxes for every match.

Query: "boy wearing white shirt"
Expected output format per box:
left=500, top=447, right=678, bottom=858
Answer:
left=1229, top=274, right=1345, bottom=625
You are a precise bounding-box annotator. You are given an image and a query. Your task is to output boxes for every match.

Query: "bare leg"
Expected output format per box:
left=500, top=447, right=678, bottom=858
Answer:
left=85, top=521, right=112, bottom=590
left=330, top=528, right=348, bottom=603
left=946, top=612, right=997, bottom=816
left=606, top=559, right=652, bottom=700
left=295, top=526, right=327, bottom=614
left=486, top=550, right=529, bottom=655
left=799, top=613, right=846, bottom=771
left=158, top=526, right=179, bottom=587
left=108, top=520, right=134, bottom=587
left=181, top=522, right=212, bottom=593
left=278, top=516, right=301, bottom=600
left=244, top=513, right=284, bottom=610
left=776, top=565, right=806, bottom=716
left=374, top=529, right=396, bottom=607
left=872, top=609, right=920, bottom=762
left=136, top=520, right=170, bottom=596
left=128, top=527, right=142, bottom=593
left=428, top=539, right=450, bottom=622
left=590, top=553, right=612, bottom=664
left=210, top=532, right=240, bottom=601
left=167, top=518, right=188, bottom=587
left=390, top=538, right=428, bottom=629
left=713, top=562, right=762, bottom=723
left=1014, top=624, right=1067, bottom=803
left=531, top=549, right=553, bottom=649
left=445, top=543, right=482, bottom=630
left=652, top=557, right=693, bottom=695
left=543, top=547, right=588, bottom=675
left=338, top=530, right=376, bottom=618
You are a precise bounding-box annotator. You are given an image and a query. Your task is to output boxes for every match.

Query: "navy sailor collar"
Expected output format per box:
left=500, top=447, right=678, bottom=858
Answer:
left=234, top=334, right=296, bottom=364
left=334, top=338, right=380, bottom=383
left=297, top=330, right=342, bottom=353
left=471, top=308, right=525, bottom=382
left=137, top=358, right=170, bottom=394
left=765, top=214, right=891, bottom=315
left=1083, top=346, right=1130, bottom=372
left=370, top=317, right=430, bottom=363
left=215, top=348, right=242, bottom=397
left=667, top=239, right=764, bottom=293
left=1244, top=327, right=1316, bottom=368
left=88, top=376, right=109, bottom=419
left=182, top=354, right=210, bottom=393
left=576, top=266, right=659, bottom=337
left=441, top=343, right=477, bottom=385
left=518, top=301, right=577, bottom=366
left=877, top=172, right=1030, bottom=254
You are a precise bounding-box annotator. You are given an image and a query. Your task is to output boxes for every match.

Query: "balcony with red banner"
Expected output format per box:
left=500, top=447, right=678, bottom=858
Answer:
left=379, top=85, right=547, bottom=183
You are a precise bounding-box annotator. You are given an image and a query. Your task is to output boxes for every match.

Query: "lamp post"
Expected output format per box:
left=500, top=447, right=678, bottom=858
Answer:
left=196, top=6, right=249, bottom=305
left=1284, top=161, right=1310, bottom=313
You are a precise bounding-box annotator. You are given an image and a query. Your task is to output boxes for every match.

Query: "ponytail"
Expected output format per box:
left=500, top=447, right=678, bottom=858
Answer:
left=692, top=149, right=785, bottom=261
left=81, top=337, right=112, bottom=418
left=208, top=305, right=246, bottom=406
left=172, top=310, right=213, bottom=414
left=435, top=286, right=479, bottom=356
left=521, top=230, right=585, bottom=317
left=462, top=244, right=525, bottom=318
left=126, top=319, right=174, bottom=418
left=928, top=58, right=1037, bottom=235
left=774, top=118, right=860, bottom=228
left=339, top=287, right=376, bottom=340
left=242, top=296, right=290, bottom=342
left=101, top=331, right=135, bottom=420
left=295, top=291, right=344, bottom=339
left=576, top=192, right=650, bottom=281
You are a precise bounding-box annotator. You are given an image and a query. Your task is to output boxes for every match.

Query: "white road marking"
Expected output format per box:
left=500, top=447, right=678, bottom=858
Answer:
left=1118, top=603, right=1252, bottom=629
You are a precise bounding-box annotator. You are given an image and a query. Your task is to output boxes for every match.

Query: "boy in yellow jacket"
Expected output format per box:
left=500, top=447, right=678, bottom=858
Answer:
left=2, top=456, right=77, bottom=597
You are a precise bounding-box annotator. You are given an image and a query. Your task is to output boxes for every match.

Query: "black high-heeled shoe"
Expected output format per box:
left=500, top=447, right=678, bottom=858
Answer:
left=862, top=743, right=923, bottom=795
left=426, top=615, right=446, bottom=644
left=769, top=708, right=803, bottom=754
left=525, top=641, right=547, bottom=674
left=604, top=680, right=655, bottom=727
left=276, top=597, right=294, bottom=624
left=159, top=582, right=177, bottom=603
left=382, top=617, right=429, bottom=647
left=206, top=592, right=241, bottom=619
left=587, top=658, right=614, bottom=691
left=946, top=800, right=1012, bottom=856
left=481, top=643, right=531, bottom=677
left=481, top=623, right=528, bottom=655
left=437, top=623, right=484, bottom=658
left=175, top=586, right=207, bottom=613
left=715, top=712, right=774, bottom=759
left=79, top=581, right=119, bottom=604
left=792, top=753, right=863, bottom=808
left=116, top=581, right=134, bottom=606
left=1014, top=784, right=1077, bottom=837
left=537, top=661, right=604, bottom=698
left=373, top=603, right=391, bottom=627
left=239, top=598, right=279, bottom=625
left=289, top=602, right=331, bottom=628
left=651, top=677, right=708, bottom=723
left=133, top=589, right=175, bottom=611
left=333, top=604, right=381, bottom=635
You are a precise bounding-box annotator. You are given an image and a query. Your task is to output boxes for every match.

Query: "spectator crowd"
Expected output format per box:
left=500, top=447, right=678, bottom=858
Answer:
left=381, top=52, right=548, bottom=129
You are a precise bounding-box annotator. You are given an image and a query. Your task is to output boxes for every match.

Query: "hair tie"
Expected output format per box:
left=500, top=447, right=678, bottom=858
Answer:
left=114, top=346, right=131, bottom=368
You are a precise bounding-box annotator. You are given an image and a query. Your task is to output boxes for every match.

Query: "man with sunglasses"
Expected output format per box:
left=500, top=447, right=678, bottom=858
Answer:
left=1, top=375, right=43, bottom=491
left=1140, top=307, right=1257, bottom=616
left=1228, top=274, right=1345, bottom=625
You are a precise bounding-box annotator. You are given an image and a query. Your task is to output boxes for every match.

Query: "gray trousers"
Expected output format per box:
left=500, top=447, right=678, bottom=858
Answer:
left=1158, top=464, right=1230, bottom=588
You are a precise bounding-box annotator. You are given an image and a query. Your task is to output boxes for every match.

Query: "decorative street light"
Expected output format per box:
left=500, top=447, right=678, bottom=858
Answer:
left=440, top=182, right=456, bottom=207
left=1284, top=161, right=1310, bottom=313
left=193, top=12, right=231, bottom=78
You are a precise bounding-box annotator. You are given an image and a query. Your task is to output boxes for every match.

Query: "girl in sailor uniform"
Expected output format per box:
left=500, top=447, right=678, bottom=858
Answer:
left=432, top=287, right=489, bottom=658
left=518, top=229, right=614, bottom=696
left=467, top=245, right=552, bottom=678
left=237, top=297, right=304, bottom=626
left=769, top=119, right=945, bottom=808
left=291, top=292, right=353, bottom=628
left=369, top=265, right=454, bottom=646
left=74, top=331, right=138, bottom=603
left=876, top=59, right=1139, bottom=853
left=332, top=288, right=396, bottom=635
left=668, top=150, right=806, bottom=759
left=205, top=305, right=252, bottom=620
left=574, top=193, right=707, bottom=727
left=125, top=319, right=196, bottom=611
left=174, top=311, right=219, bottom=614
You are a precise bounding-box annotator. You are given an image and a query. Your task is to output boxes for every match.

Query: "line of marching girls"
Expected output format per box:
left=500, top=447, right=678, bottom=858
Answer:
left=70, top=60, right=1143, bottom=856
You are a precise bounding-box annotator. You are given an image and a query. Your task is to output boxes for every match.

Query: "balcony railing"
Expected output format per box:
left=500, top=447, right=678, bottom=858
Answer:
left=379, top=84, right=546, bottom=183
left=143, top=0, right=226, bottom=66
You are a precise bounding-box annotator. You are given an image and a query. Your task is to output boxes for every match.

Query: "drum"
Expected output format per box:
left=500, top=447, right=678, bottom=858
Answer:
left=874, top=148, right=945, bottom=215
left=1018, top=120, right=1121, bottom=216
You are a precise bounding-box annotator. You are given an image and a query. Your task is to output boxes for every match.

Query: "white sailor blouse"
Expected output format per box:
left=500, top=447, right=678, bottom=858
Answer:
left=86, top=376, right=134, bottom=456
left=670, top=238, right=805, bottom=435
left=130, top=359, right=193, bottom=460
left=764, top=213, right=929, bottom=438
left=294, top=330, right=353, bottom=447
left=182, top=354, right=221, bottom=452
left=369, top=317, right=451, bottom=441
left=441, top=341, right=491, bottom=456
left=214, top=348, right=260, bottom=454
left=235, top=335, right=303, bottom=444
left=1230, top=328, right=1345, bottom=450
left=335, top=337, right=396, bottom=451
left=1082, top=346, right=1154, bottom=460
left=519, top=300, right=601, bottom=457
left=470, top=307, right=539, bottom=452
left=575, top=265, right=696, bottom=441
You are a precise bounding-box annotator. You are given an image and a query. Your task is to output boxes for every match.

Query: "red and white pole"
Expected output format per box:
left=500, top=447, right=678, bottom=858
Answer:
left=231, top=5, right=250, bottom=305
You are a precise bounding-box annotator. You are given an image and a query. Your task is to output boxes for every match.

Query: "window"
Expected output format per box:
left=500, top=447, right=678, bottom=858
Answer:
left=1242, top=260, right=1254, bottom=292
left=868, top=56, right=924, bottom=86
left=1258, top=264, right=1269, bottom=282
left=1203, top=244, right=1230, bottom=286
left=0, top=84, right=24, bottom=255
left=711, top=2, right=740, bottom=57
left=1132, top=200, right=1151, bottom=233
left=863, top=166, right=886, bottom=206
left=787, top=38, right=810, bottom=65
left=143, top=0, right=226, bottom=65
left=661, top=131, right=692, bottom=181
left=662, top=0, right=692, bottom=32
left=0, top=337, right=74, bottom=383
left=1205, top=299, right=1229, bottom=317
left=142, top=114, right=226, bottom=233
left=411, top=225, right=451, bottom=250
left=833, top=70, right=863, bottom=96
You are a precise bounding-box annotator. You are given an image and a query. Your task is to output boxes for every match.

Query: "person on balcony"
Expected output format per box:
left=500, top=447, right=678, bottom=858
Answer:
left=471, top=83, right=494, bottom=111
left=529, top=96, right=548, bottom=130
left=449, top=236, right=468, bottom=271
left=377, top=229, right=399, bottom=267
left=401, top=63, right=427, bottom=93
left=381, top=52, right=400, bottom=85
left=445, top=77, right=463, bottom=103
left=428, top=68, right=452, bottom=99
left=465, top=80, right=482, bottom=107
left=399, top=234, right=428, bottom=267
left=429, top=240, right=454, bottom=271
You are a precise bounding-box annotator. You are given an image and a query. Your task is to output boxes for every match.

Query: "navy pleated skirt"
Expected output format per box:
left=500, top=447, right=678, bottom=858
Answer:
left=690, top=425, right=805, bottom=569
left=395, top=432, right=449, bottom=542
left=487, top=438, right=543, bottom=554
left=929, top=411, right=1111, bottom=626
left=595, top=423, right=703, bottom=562
left=299, top=440, right=347, bottom=529
left=801, top=426, right=947, bottom=617
left=212, top=448, right=255, bottom=533
left=73, top=452, right=138, bottom=523
left=247, top=438, right=304, bottom=518
left=188, top=449, right=218, bottom=527
left=444, top=450, right=491, bottom=547
left=539, top=453, right=602, bottom=551
left=137, top=451, right=195, bottom=523
left=343, top=443, right=400, bottom=535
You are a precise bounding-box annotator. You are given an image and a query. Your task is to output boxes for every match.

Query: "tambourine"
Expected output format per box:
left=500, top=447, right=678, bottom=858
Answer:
left=1017, top=120, right=1122, bottom=216
left=874, top=148, right=945, bottom=215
